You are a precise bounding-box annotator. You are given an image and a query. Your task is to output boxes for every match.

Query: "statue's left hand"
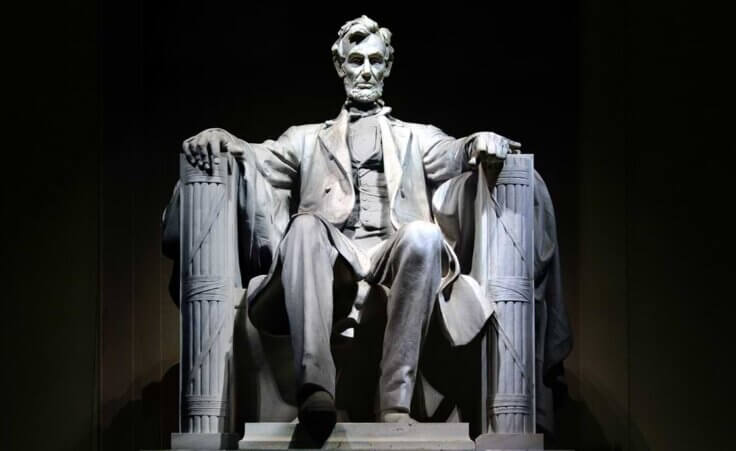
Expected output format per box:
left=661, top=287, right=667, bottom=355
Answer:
left=467, top=132, right=521, bottom=181
left=467, top=132, right=522, bottom=165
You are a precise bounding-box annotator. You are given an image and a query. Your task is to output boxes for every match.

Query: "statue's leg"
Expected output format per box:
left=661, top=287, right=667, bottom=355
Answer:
left=369, top=220, right=443, bottom=414
left=279, top=214, right=341, bottom=401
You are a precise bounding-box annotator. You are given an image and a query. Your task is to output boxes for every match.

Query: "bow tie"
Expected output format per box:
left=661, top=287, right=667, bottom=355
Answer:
left=345, top=100, right=392, bottom=120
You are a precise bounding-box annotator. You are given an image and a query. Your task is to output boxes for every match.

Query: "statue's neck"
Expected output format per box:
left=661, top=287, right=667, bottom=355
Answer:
left=345, top=99, right=384, bottom=117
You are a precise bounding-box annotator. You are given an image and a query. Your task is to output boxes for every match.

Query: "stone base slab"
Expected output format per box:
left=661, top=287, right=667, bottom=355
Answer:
left=239, top=422, right=475, bottom=450
left=475, top=432, right=544, bottom=450
left=171, top=432, right=239, bottom=450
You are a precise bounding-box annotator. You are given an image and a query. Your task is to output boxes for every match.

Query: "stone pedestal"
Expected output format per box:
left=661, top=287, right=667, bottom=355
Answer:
left=238, top=422, right=475, bottom=450
left=171, top=432, right=239, bottom=450
left=474, top=432, right=544, bottom=450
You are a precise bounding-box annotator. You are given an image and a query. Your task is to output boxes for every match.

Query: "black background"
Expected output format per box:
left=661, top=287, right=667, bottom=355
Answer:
left=6, top=1, right=733, bottom=450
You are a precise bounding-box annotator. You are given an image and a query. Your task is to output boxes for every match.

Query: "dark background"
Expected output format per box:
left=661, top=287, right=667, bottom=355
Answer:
left=6, top=1, right=733, bottom=450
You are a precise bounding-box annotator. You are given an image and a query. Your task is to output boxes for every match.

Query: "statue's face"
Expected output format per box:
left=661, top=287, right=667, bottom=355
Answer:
left=341, top=34, right=389, bottom=104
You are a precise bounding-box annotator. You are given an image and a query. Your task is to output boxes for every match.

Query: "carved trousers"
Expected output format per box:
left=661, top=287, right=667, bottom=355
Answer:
left=280, top=214, right=443, bottom=412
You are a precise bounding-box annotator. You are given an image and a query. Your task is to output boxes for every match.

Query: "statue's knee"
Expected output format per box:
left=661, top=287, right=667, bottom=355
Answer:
left=401, top=221, right=443, bottom=257
left=289, top=213, right=323, bottom=234
left=282, top=214, right=330, bottom=253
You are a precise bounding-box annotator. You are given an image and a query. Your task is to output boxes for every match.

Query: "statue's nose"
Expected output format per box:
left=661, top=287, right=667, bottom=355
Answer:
left=361, top=71, right=372, bottom=81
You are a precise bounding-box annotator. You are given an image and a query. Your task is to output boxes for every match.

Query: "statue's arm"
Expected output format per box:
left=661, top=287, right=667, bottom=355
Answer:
left=162, top=126, right=302, bottom=261
left=420, top=125, right=473, bottom=185
left=237, top=126, right=302, bottom=190
left=180, top=126, right=302, bottom=189
left=420, top=125, right=521, bottom=186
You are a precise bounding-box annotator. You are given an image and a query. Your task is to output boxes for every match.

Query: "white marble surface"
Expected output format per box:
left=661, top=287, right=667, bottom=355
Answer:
left=239, top=422, right=475, bottom=450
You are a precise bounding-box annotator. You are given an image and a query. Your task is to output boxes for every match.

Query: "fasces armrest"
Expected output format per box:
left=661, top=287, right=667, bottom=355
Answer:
left=481, top=155, right=536, bottom=433
left=177, top=154, right=238, bottom=434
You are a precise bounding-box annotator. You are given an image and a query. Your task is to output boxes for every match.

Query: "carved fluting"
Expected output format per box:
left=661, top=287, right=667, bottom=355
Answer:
left=486, top=155, right=535, bottom=433
left=180, top=155, right=233, bottom=433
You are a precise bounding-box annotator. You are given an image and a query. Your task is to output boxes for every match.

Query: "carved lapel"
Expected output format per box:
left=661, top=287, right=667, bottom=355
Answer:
left=389, top=120, right=412, bottom=164
left=378, top=116, right=402, bottom=218
left=317, top=109, right=352, bottom=185
left=380, top=117, right=428, bottom=228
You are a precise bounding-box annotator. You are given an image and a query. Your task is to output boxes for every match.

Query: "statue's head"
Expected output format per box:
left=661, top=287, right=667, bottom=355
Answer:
left=331, top=15, right=394, bottom=104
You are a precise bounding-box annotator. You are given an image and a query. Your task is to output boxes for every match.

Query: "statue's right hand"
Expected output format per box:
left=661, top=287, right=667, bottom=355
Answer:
left=181, top=128, right=247, bottom=171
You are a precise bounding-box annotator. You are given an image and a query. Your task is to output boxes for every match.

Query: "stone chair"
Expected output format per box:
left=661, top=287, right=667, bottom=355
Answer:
left=165, top=153, right=540, bottom=450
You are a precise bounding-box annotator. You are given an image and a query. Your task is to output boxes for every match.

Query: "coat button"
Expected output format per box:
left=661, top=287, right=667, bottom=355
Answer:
left=325, top=186, right=332, bottom=193
left=400, top=190, right=406, bottom=198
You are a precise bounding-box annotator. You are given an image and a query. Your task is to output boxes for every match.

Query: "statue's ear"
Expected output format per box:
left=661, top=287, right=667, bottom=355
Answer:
left=384, top=59, right=393, bottom=78
left=331, top=45, right=345, bottom=78
left=334, top=59, right=346, bottom=78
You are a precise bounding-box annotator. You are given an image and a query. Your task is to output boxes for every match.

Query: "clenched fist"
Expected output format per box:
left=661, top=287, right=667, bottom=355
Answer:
left=181, top=128, right=247, bottom=171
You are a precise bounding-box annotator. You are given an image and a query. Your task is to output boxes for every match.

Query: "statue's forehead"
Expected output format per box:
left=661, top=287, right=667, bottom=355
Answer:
left=345, top=33, right=386, bottom=55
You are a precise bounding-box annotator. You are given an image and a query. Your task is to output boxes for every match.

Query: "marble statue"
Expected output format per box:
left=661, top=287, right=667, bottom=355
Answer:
left=162, top=15, right=571, bottom=449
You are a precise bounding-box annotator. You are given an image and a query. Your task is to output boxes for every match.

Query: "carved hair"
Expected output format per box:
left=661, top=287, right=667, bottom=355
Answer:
left=331, top=15, right=393, bottom=76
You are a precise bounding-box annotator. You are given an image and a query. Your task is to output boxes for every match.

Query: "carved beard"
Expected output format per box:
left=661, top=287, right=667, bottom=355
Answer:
left=347, top=84, right=383, bottom=103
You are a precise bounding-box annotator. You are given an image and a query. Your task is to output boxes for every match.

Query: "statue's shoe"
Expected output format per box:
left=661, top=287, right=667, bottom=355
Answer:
left=379, top=410, right=418, bottom=424
left=298, top=390, right=337, bottom=440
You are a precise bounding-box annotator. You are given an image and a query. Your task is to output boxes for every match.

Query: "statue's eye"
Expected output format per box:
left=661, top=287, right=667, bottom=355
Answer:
left=348, top=56, right=363, bottom=65
left=370, top=56, right=384, bottom=65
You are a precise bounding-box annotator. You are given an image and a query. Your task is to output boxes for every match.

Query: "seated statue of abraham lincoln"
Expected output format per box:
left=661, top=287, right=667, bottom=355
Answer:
left=162, top=14, right=572, bottom=437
